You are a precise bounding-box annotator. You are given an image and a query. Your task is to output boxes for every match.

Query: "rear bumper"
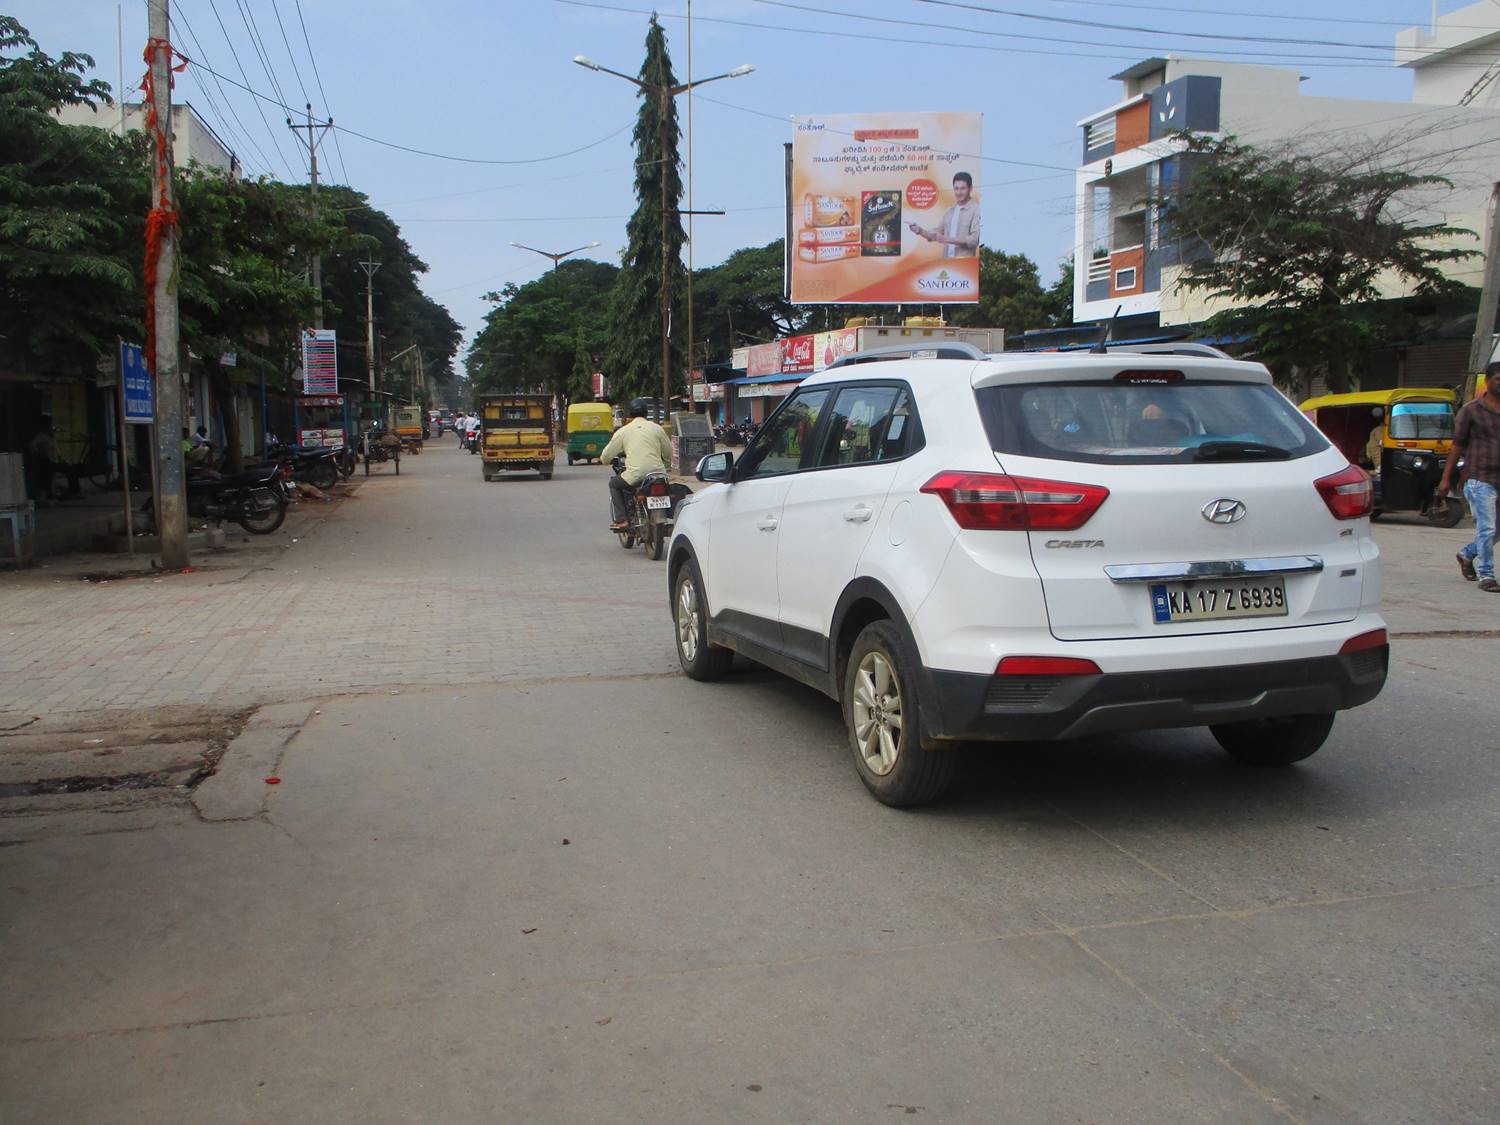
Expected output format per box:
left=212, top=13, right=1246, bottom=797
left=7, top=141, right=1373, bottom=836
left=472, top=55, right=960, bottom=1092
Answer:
left=921, top=649, right=1387, bottom=743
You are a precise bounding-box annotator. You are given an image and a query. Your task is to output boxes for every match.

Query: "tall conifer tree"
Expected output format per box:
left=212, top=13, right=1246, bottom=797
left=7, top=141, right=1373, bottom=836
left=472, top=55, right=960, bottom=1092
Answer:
left=606, top=15, right=685, bottom=404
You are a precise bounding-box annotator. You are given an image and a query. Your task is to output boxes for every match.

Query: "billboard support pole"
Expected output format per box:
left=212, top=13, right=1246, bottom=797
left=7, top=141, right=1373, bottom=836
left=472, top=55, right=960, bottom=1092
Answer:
left=783, top=142, right=793, bottom=302
left=116, top=339, right=134, bottom=555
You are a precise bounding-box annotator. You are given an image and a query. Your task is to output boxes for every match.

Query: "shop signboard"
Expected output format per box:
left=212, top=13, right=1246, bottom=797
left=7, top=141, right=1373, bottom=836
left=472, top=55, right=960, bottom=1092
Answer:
left=298, top=427, right=345, bottom=449
left=300, top=328, right=338, bottom=394
left=120, top=341, right=154, bottom=423
left=738, top=381, right=802, bottom=399
left=790, top=111, right=982, bottom=305
left=746, top=342, right=782, bottom=377
left=813, top=327, right=860, bottom=371
left=780, top=334, right=816, bottom=375
left=731, top=346, right=750, bottom=372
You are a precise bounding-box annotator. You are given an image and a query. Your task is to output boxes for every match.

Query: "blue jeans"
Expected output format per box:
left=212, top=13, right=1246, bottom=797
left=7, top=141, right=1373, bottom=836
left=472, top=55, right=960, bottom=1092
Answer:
left=1460, top=479, right=1497, bottom=580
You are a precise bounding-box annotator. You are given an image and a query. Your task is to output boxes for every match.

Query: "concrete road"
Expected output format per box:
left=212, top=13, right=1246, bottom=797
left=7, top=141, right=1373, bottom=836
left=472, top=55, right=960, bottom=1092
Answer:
left=2, top=441, right=1497, bottom=1123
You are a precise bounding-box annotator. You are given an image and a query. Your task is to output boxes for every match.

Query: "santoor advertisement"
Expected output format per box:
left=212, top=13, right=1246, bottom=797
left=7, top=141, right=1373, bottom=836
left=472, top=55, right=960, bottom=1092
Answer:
left=790, top=112, right=982, bottom=305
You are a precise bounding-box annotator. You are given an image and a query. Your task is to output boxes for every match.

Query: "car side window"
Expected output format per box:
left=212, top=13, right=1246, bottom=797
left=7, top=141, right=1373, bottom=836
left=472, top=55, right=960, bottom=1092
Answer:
left=818, top=385, right=903, bottom=467
left=736, top=389, right=832, bottom=479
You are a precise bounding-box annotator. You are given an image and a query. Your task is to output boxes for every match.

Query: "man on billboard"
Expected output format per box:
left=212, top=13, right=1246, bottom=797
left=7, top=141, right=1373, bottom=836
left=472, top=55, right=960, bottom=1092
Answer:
left=908, top=172, right=980, bottom=258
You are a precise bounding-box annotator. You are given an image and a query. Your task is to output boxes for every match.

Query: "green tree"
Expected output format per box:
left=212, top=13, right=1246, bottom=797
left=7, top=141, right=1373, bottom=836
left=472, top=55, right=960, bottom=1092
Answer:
left=467, top=257, right=618, bottom=408
left=316, top=185, right=461, bottom=391
left=946, top=249, right=1055, bottom=334
left=0, top=16, right=145, bottom=370
left=177, top=170, right=346, bottom=470
left=1165, top=133, right=1477, bottom=392
left=690, top=240, right=805, bottom=362
left=606, top=15, right=685, bottom=404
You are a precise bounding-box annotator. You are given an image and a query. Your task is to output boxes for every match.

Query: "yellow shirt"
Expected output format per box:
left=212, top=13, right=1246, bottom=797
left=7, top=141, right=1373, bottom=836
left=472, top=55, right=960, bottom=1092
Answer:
left=599, top=417, right=673, bottom=485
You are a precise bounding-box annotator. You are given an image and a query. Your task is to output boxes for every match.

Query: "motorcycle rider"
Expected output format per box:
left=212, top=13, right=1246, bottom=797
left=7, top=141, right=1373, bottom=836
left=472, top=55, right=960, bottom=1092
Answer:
left=599, top=397, right=673, bottom=531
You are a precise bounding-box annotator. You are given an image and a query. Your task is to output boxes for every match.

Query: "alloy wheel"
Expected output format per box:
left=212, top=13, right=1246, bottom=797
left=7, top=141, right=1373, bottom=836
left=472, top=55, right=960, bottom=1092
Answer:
left=851, top=651, right=903, bottom=776
left=676, top=576, right=700, bottom=662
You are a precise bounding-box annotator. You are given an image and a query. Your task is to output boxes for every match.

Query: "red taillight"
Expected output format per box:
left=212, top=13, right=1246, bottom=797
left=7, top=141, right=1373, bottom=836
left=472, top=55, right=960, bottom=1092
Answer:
left=647, top=480, right=670, bottom=497
left=995, top=656, right=1102, bottom=676
left=1338, top=628, right=1387, bottom=655
left=920, top=472, right=1108, bottom=531
left=1315, top=464, right=1373, bottom=520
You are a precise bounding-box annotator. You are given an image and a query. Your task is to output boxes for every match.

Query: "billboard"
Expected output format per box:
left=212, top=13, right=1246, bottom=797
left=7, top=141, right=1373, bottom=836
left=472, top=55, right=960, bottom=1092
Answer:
left=301, top=328, right=337, bottom=394
left=790, top=112, right=982, bottom=305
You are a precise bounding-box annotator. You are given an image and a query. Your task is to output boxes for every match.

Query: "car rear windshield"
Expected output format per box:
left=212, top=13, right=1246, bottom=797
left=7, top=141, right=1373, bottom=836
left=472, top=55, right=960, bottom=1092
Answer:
left=975, top=380, right=1328, bottom=465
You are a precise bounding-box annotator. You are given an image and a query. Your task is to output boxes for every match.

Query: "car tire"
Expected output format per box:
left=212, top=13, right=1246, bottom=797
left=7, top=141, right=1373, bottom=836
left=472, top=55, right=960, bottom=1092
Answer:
left=842, top=621, right=957, bottom=807
left=1210, top=713, right=1335, bottom=766
left=673, top=563, right=733, bottom=681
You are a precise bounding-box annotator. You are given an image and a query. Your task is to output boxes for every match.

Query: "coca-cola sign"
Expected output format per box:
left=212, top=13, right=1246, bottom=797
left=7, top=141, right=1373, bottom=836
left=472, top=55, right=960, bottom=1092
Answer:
left=780, top=334, right=815, bottom=374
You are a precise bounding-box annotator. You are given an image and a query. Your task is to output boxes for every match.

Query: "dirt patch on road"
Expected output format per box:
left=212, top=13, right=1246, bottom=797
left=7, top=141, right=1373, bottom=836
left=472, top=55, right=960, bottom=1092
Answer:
left=0, top=706, right=252, bottom=802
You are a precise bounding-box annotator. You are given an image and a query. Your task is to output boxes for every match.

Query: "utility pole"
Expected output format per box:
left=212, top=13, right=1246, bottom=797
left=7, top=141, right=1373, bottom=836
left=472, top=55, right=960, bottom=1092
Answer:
left=359, top=260, right=381, bottom=391
left=287, top=103, right=333, bottom=328
left=146, top=0, right=188, bottom=569
left=1464, top=181, right=1500, bottom=403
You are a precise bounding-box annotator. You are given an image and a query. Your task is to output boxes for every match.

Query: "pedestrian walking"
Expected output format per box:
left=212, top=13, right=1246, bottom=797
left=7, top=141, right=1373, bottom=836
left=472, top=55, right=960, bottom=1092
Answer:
left=1441, top=363, right=1500, bottom=593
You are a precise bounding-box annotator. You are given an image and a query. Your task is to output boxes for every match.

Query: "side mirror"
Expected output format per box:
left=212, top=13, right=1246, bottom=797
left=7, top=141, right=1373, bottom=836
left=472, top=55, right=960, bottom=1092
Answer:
left=697, top=451, right=733, bottom=482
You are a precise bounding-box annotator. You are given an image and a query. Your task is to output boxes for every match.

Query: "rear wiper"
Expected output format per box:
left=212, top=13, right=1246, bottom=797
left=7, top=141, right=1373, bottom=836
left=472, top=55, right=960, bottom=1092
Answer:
left=1191, top=441, right=1293, bottom=461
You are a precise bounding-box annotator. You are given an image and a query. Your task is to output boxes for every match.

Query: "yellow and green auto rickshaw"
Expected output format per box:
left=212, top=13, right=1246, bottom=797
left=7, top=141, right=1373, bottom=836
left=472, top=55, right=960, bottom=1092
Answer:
left=1299, top=387, right=1461, bottom=526
left=479, top=394, right=554, bottom=481
left=565, top=402, right=614, bottom=465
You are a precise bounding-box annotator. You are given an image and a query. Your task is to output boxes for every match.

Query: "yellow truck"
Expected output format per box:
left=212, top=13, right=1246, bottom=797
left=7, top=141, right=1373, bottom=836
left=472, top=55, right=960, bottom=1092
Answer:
left=479, top=394, right=554, bottom=481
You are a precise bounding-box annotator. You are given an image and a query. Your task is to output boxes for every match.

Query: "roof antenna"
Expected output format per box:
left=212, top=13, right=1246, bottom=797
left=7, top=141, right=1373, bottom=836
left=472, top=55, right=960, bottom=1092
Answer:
left=1090, top=305, right=1122, bottom=354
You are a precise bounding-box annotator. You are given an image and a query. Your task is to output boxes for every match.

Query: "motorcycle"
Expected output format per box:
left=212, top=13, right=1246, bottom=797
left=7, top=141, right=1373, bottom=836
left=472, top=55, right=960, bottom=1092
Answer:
left=142, top=462, right=289, bottom=535
left=265, top=443, right=343, bottom=490
left=611, top=456, right=692, bottom=561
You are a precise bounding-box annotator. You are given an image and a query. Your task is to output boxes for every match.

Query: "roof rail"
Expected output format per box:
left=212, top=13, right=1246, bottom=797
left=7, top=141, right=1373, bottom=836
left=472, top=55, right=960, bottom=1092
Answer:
left=1105, top=342, right=1234, bottom=360
left=827, top=342, right=987, bottom=369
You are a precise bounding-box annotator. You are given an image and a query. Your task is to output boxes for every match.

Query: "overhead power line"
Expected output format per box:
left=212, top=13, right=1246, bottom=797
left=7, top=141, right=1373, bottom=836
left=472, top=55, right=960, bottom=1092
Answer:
left=554, top=0, right=1499, bottom=71
left=267, top=0, right=311, bottom=105
left=204, top=0, right=295, bottom=175
left=182, top=57, right=636, bottom=166
left=756, top=0, right=1405, bottom=64
left=174, top=3, right=277, bottom=174
left=292, top=0, right=350, bottom=184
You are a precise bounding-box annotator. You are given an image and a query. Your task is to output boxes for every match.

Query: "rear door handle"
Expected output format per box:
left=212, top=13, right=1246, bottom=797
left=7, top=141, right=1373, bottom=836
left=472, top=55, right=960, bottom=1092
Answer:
left=757, top=516, right=779, bottom=532
left=843, top=504, right=874, bottom=523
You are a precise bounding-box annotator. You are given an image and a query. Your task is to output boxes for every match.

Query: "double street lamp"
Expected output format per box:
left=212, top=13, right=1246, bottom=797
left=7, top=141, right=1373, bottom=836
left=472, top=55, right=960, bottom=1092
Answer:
left=510, top=240, right=601, bottom=270
left=573, top=53, right=753, bottom=414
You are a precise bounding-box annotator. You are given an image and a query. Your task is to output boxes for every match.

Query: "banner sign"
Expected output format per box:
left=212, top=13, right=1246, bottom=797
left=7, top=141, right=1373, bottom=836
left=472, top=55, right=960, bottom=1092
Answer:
left=297, top=395, right=344, bottom=409
left=120, top=341, right=154, bottom=424
left=746, top=342, right=782, bottom=377
left=790, top=112, right=982, bottom=305
left=738, top=381, right=802, bottom=400
left=299, top=427, right=345, bottom=449
left=814, top=328, right=860, bottom=371
left=780, top=335, right=816, bottom=374
left=301, top=328, right=338, bottom=394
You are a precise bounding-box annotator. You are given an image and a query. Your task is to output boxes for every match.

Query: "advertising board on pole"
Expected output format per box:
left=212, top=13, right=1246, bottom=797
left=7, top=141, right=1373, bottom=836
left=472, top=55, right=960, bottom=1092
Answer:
left=790, top=112, right=982, bottom=305
left=301, top=328, right=338, bottom=395
left=120, top=341, right=154, bottom=424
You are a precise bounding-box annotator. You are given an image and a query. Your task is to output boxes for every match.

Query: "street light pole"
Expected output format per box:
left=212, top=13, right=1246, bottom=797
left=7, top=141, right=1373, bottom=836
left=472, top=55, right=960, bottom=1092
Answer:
left=510, top=240, right=601, bottom=271
left=573, top=54, right=752, bottom=418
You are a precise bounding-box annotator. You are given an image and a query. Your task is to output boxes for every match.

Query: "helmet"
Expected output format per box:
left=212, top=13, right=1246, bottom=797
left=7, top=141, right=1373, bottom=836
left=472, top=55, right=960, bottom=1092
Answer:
left=628, top=397, right=651, bottom=418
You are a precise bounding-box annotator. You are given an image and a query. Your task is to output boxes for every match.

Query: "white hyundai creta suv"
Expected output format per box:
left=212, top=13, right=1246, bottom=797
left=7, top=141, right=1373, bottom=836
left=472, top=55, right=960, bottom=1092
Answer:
left=667, top=343, right=1388, bottom=806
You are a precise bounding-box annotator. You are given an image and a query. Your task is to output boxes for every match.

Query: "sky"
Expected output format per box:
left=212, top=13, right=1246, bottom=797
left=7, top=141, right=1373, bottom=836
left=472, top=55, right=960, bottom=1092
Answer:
left=15, top=0, right=1478, bottom=356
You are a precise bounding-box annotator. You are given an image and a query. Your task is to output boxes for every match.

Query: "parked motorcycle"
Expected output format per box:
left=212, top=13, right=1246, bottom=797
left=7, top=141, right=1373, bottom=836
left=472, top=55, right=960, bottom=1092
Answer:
left=610, top=456, right=692, bottom=561
left=142, top=462, right=289, bottom=534
left=265, top=443, right=343, bottom=490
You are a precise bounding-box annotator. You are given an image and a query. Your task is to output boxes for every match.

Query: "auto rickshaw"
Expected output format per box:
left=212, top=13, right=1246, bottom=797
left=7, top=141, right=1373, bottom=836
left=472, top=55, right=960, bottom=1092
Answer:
left=1299, top=387, right=1462, bottom=526
left=392, top=405, right=425, bottom=454
left=565, top=402, right=613, bottom=465
left=479, top=394, right=555, bottom=481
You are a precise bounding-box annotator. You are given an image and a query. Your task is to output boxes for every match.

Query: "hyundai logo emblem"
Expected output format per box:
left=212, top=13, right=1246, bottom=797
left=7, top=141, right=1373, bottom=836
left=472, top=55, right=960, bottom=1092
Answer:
left=1202, top=498, right=1247, bottom=524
